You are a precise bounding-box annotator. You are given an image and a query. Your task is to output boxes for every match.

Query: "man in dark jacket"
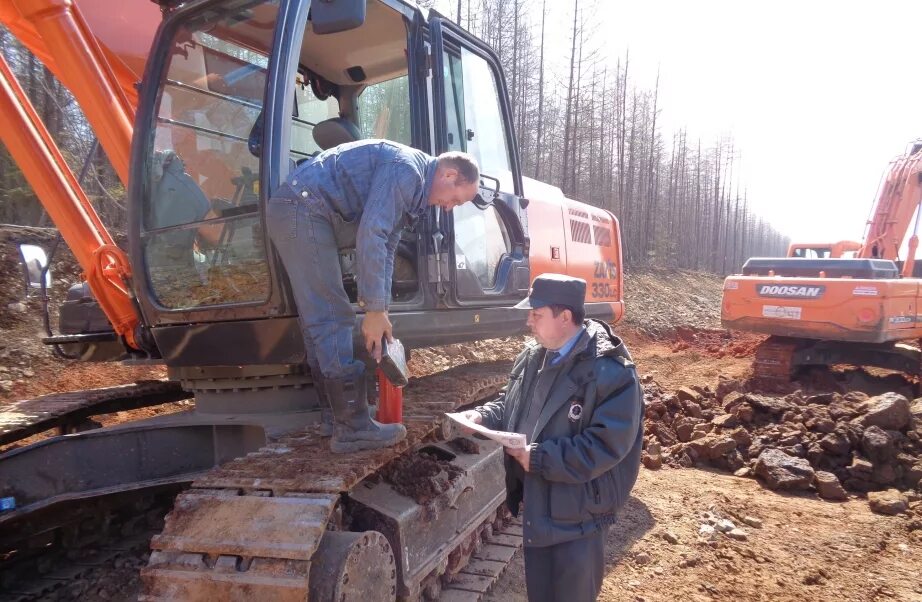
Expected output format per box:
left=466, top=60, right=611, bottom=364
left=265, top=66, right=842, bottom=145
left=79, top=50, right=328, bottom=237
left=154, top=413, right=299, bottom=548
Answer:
left=266, top=140, right=480, bottom=453
left=462, top=273, right=644, bottom=601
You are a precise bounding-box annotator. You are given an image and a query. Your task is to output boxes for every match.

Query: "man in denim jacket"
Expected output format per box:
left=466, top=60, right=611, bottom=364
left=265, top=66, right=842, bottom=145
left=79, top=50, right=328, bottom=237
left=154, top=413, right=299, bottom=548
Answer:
left=462, top=274, right=644, bottom=601
left=266, top=140, right=479, bottom=453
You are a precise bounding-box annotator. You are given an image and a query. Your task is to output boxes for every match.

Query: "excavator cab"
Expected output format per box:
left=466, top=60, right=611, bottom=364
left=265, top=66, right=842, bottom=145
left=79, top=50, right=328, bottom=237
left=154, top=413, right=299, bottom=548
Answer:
left=787, top=240, right=861, bottom=259
left=129, top=0, right=532, bottom=366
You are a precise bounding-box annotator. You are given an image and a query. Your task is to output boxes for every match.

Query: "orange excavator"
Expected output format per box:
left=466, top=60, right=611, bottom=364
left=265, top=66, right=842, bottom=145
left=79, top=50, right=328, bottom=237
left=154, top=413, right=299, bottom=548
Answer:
left=787, top=240, right=861, bottom=259
left=0, top=0, right=626, bottom=599
left=722, top=140, right=922, bottom=382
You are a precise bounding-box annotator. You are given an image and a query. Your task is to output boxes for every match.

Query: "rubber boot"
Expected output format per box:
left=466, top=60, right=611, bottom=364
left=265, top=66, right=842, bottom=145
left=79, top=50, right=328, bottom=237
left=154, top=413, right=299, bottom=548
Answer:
left=309, top=371, right=335, bottom=436
left=317, top=381, right=335, bottom=437
left=318, top=404, right=335, bottom=437
left=325, top=376, right=407, bottom=454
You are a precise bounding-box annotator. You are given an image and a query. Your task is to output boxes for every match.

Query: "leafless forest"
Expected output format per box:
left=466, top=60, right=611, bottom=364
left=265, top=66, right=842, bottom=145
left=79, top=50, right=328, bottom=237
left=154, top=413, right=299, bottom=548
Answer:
left=0, top=0, right=789, bottom=275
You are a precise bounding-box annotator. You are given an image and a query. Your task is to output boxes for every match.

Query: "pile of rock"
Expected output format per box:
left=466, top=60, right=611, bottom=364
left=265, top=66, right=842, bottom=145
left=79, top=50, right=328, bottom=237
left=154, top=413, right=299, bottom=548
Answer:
left=641, top=378, right=922, bottom=508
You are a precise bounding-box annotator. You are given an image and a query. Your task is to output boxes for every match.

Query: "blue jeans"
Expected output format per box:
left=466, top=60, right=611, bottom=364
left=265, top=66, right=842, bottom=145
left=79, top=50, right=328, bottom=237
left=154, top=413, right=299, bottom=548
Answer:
left=266, top=191, right=365, bottom=381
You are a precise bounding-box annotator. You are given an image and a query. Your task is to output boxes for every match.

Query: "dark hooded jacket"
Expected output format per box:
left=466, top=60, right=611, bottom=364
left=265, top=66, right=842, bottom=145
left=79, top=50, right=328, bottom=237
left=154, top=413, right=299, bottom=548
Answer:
left=476, top=319, right=644, bottom=547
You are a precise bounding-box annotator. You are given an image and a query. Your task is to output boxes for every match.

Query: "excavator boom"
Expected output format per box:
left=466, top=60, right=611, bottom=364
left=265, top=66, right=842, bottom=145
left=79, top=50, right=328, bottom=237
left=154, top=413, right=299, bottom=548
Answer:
left=0, top=0, right=164, bottom=349
left=860, top=141, right=922, bottom=262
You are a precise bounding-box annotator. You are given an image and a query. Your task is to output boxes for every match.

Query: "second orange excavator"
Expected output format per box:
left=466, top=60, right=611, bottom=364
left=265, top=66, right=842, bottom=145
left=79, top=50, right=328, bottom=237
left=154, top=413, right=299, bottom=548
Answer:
left=722, top=141, right=922, bottom=383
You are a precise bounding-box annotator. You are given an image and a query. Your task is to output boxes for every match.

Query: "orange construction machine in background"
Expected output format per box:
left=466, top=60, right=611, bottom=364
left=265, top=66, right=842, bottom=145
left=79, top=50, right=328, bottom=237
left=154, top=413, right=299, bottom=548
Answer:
left=722, top=141, right=922, bottom=382
left=787, top=240, right=861, bottom=259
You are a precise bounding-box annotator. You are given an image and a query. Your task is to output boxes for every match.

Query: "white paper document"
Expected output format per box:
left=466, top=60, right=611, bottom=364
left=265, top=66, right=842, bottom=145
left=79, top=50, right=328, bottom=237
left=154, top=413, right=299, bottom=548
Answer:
left=445, top=412, right=528, bottom=449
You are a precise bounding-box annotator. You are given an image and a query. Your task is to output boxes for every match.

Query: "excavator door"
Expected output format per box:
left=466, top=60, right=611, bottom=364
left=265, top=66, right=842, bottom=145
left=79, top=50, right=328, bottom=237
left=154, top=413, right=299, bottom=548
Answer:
left=430, top=18, right=531, bottom=305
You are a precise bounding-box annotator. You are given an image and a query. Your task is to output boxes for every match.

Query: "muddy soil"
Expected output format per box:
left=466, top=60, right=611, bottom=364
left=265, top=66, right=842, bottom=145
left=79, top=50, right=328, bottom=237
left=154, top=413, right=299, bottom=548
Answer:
left=487, top=467, right=922, bottom=602
left=380, top=450, right=465, bottom=505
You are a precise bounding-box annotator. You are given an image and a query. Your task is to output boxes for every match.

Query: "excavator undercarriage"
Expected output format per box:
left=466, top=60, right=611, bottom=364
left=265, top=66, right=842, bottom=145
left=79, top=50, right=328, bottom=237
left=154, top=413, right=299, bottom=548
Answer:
left=752, top=336, right=922, bottom=391
left=2, top=362, right=522, bottom=601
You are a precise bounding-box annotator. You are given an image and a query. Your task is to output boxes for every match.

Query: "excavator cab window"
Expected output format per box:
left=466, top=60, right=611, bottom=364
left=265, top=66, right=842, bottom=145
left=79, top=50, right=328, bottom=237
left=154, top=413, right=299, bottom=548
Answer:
left=453, top=203, right=511, bottom=289
left=291, top=73, right=340, bottom=160
left=356, top=75, right=412, bottom=146
left=792, top=247, right=832, bottom=259
left=436, top=33, right=526, bottom=302
left=142, top=0, right=279, bottom=310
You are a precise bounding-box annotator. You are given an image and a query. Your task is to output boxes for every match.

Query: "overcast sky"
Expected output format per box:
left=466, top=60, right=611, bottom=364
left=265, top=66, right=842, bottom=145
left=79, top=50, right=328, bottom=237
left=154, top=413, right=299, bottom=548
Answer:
left=435, top=0, right=922, bottom=244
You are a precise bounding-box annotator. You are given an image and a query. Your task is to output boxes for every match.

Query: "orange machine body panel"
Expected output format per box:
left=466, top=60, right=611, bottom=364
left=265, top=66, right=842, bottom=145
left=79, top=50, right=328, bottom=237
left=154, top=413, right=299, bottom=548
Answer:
left=522, top=177, right=625, bottom=323
left=722, top=275, right=922, bottom=344
left=0, top=0, right=158, bottom=114
left=787, top=240, right=861, bottom=258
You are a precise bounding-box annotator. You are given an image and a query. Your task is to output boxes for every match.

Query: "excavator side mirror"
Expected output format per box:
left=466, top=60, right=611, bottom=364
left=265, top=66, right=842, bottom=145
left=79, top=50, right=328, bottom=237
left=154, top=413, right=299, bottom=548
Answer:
left=18, top=244, right=51, bottom=297
left=311, top=0, right=366, bottom=35
left=473, top=174, right=500, bottom=209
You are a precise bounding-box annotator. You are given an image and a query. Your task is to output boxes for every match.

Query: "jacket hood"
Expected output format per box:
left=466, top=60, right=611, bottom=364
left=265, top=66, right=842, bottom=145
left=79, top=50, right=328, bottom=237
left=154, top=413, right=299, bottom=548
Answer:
left=581, top=319, right=632, bottom=362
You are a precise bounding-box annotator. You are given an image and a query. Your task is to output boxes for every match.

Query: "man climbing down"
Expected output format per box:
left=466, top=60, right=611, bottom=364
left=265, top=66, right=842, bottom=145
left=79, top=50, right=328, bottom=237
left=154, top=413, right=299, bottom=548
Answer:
left=266, top=139, right=480, bottom=453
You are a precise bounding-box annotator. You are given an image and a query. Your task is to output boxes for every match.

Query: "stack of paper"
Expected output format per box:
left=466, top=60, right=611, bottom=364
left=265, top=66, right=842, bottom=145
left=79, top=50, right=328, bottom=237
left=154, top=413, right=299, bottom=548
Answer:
left=446, top=412, right=527, bottom=449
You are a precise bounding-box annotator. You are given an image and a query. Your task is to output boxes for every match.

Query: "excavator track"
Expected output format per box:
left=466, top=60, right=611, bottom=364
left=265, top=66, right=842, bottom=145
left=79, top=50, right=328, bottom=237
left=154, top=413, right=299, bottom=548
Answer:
left=0, top=486, right=182, bottom=602
left=0, top=381, right=192, bottom=448
left=141, top=360, right=519, bottom=601
left=751, top=336, right=800, bottom=386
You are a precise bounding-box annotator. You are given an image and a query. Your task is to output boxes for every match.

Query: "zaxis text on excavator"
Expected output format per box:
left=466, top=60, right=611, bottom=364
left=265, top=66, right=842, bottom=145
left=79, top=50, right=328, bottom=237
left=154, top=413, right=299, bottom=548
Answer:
left=0, top=0, right=626, bottom=599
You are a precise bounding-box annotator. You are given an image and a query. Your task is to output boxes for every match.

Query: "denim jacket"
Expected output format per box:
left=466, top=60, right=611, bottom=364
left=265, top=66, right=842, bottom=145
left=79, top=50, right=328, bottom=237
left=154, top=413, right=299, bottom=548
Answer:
left=476, top=319, right=644, bottom=547
left=274, top=140, right=437, bottom=311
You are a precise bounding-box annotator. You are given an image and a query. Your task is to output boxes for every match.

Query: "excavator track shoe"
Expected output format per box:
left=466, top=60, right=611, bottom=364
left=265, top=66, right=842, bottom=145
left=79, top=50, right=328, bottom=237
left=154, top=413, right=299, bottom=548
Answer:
left=140, top=491, right=336, bottom=600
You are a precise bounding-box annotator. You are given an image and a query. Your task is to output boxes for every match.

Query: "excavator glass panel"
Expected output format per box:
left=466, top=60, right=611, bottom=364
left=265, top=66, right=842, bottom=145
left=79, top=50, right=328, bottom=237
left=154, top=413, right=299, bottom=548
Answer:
left=356, top=75, right=412, bottom=146
left=437, top=37, right=524, bottom=301
left=291, top=73, right=340, bottom=159
left=457, top=48, right=512, bottom=187
left=792, top=247, right=832, bottom=259
left=452, top=203, right=511, bottom=289
left=142, top=0, right=278, bottom=310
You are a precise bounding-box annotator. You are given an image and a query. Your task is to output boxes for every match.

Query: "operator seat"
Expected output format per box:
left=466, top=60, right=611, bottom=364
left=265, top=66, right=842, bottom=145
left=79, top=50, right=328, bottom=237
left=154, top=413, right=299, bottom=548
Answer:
left=312, top=117, right=361, bottom=150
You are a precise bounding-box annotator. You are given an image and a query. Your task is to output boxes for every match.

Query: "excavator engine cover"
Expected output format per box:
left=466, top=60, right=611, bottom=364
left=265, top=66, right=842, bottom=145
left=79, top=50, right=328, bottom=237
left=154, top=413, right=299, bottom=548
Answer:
left=742, top=257, right=899, bottom=279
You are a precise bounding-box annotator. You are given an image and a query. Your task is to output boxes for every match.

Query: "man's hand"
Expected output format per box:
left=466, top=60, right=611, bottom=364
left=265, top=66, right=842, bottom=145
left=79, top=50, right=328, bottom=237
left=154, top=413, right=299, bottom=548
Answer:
left=506, top=444, right=533, bottom=472
left=457, top=409, right=482, bottom=435
left=362, top=311, right=394, bottom=362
